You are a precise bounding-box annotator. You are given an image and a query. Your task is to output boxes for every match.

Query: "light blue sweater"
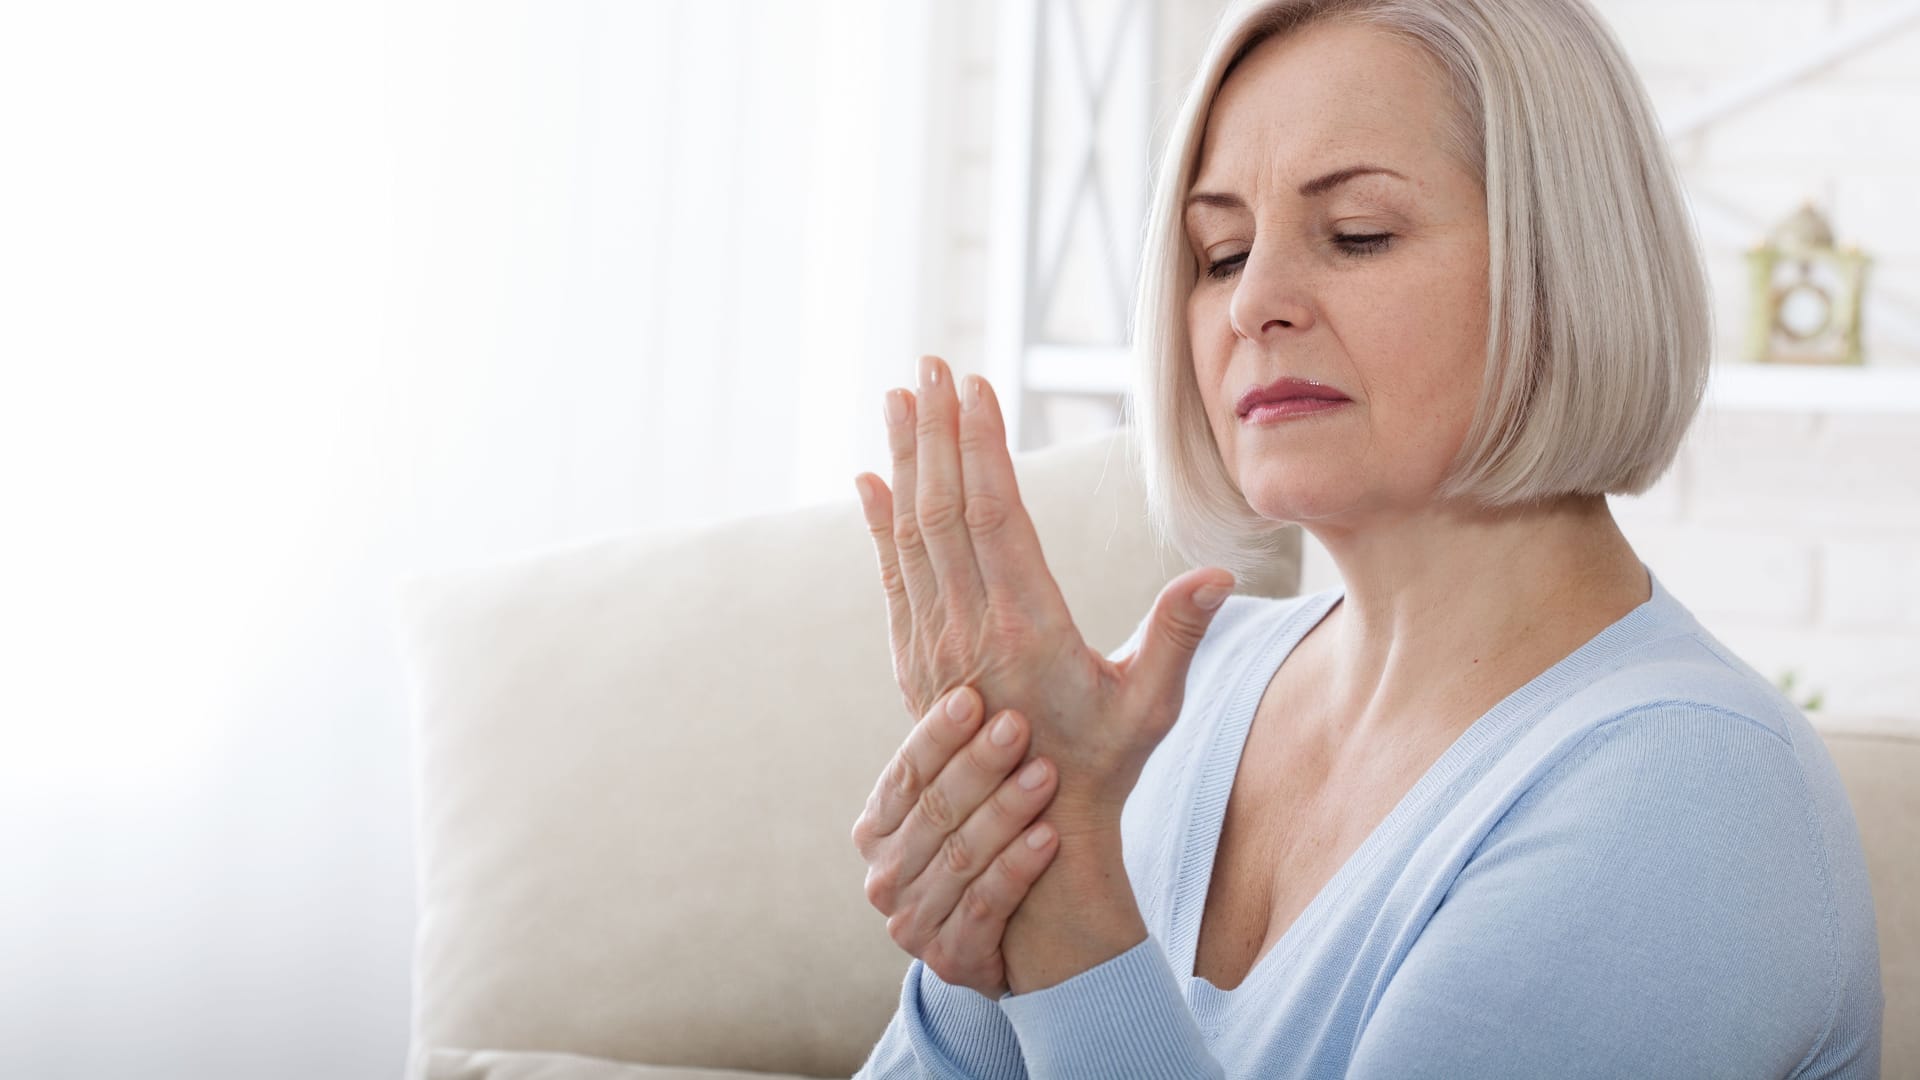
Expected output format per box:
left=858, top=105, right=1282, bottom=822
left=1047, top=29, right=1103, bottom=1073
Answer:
left=854, top=562, right=1883, bottom=1078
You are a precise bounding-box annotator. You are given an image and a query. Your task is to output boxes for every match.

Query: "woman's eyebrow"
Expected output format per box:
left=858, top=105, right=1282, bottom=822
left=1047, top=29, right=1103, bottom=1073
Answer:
left=1185, top=163, right=1409, bottom=213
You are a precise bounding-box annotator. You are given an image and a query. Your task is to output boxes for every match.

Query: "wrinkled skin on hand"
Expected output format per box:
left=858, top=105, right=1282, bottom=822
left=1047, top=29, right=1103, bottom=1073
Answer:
left=853, top=355, right=1234, bottom=833
left=849, top=684, right=1062, bottom=1000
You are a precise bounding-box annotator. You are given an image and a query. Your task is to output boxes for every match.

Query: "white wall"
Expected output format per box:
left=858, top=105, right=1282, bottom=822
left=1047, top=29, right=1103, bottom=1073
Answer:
left=0, top=2, right=938, bottom=1076
left=1, top=6, right=412, bottom=1077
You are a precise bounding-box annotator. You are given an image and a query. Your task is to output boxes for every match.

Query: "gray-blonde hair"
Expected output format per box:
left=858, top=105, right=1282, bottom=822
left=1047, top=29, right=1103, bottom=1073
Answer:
left=1125, top=0, right=1712, bottom=584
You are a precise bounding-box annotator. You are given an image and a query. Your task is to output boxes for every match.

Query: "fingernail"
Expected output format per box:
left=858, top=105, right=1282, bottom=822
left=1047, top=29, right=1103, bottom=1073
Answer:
left=918, top=355, right=940, bottom=389
left=884, top=390, right=906, bottom=426
left=990, top=712, right=1017, bottom=747
left=1194, top=582, right=1231, bottom=610
left=1017, top=759, right=1047, bottom=790
left=946, top=688, right=974, bottom=724
left=853, top=475, right=870, bottom=509
left=1026, top=823, right=1053, bottom=849
left=962, top=375, right=980, bottom=411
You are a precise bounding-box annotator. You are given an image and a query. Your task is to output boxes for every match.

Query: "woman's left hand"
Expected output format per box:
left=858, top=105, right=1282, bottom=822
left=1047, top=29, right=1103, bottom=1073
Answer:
left=853, top=354, right=1237, bottom=834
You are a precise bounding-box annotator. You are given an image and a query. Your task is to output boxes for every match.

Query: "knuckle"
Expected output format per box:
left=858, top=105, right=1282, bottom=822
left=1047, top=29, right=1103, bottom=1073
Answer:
left=916, top=493, right=964, bottom=535
left=914, top=405, right=942, bottom=439
left=865, top=864, right=900, bottom=912
left=892, top=517, right=925, bottom=554
left=1166, top=613, right=1210, bottom=651
left=958, top=413, right=997, bottom=451
left=914, top=782, right=957, bottom=833
left=960, top=880, right=999, bottom=925
left=888, top=752, right=923, bottom=801
left=961, top=491, right=1012, bottom=536
left=939, top=828, right=976, bottom=876
left=886, top=909, right=915, bottom=950
left=876, top=560, right=907, bottom=598
left=890, top=418, right=918, bottom=455
left=1155, top=593, right=1210, bottom=648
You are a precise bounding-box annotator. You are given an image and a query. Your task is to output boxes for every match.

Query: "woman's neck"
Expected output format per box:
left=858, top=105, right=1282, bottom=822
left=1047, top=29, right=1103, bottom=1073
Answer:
left=1299, top=494, right=1650, bottom=746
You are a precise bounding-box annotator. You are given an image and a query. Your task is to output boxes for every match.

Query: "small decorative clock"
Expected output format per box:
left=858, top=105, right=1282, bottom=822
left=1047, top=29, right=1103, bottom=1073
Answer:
left=1743, top=201, right=1871, bottom=366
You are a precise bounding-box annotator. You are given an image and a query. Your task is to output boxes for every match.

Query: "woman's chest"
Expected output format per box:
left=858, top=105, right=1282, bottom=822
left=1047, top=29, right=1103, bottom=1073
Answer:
left=1189, top=690, right=1453, bottom=992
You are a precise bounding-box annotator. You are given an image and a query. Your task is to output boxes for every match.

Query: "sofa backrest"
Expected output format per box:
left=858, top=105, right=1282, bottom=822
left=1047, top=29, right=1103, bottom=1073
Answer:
left=1815, top=719, right=1918, bottom=1075
left=398, top=425, right=1913, bottom=1077
left=397, top=429, right=1299, bottom=1077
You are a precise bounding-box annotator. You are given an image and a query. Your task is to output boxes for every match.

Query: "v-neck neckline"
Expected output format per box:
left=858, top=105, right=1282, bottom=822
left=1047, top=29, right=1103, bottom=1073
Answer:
left=1177, top=561, right=1676, bottom=1008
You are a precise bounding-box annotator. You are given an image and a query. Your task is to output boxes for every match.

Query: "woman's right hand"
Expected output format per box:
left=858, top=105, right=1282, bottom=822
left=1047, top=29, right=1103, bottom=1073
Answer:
left=851, top=683, right=1061, bottom=1000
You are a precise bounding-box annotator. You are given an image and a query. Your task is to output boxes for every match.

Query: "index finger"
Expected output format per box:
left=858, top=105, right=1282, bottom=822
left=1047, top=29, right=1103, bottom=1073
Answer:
left=854, top=685, right=982, bottom=848
left=956, top=374, right=1071, bottom=611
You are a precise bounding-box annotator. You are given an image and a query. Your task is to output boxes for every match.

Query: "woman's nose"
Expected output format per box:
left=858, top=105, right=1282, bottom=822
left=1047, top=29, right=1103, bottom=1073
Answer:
left=1228, top=243, right=1316, bottom=340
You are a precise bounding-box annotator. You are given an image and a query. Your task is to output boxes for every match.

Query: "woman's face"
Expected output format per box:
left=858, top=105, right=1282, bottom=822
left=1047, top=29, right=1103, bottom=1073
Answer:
left=1184, top=20, right=1490, bottom=526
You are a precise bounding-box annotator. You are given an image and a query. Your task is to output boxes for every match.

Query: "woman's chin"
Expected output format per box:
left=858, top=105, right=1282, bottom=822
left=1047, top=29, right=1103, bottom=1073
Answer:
left=1242, top=484, right=1358, bottom=525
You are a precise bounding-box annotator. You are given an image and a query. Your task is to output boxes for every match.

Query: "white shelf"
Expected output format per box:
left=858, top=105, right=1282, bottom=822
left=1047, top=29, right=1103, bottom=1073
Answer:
left=1703, top=363, right=1920, bottom=413
left=1025, top=346, right=1920, bottom=413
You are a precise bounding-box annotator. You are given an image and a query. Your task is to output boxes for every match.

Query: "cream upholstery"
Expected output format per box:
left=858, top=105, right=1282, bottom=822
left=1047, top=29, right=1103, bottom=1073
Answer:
left=397, top=430, right=1300, bottom=1079
left=396, top=427, right=1911, bottom=1078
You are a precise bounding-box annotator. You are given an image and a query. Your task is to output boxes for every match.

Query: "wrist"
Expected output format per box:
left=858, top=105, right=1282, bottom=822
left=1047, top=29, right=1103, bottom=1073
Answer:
left=1000, top=820, right=1146, bottom=995
left=1038, top=789, right=1126, bottom=843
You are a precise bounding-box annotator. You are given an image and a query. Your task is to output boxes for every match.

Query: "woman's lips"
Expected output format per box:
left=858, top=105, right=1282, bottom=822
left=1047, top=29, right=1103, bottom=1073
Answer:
left=1242, top=398, right=1351, bottom=423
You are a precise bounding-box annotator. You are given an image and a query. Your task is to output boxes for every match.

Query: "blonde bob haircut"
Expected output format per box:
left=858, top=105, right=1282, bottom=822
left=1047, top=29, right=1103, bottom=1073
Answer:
left=1126, top=0, right=1712, bottom=584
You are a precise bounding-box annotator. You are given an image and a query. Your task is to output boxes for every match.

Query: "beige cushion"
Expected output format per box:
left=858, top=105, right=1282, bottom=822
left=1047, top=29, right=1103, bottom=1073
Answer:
left=397, top=429, right=1301, bottom=1078
left=419, top=1048, right=817, bottom=1080
left=1812, top=718, right=1918, bottom=1076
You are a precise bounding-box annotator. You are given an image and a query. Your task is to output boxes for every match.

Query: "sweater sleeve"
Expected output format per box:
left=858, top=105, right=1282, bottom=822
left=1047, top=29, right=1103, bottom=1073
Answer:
left=996, top=933, right=1225, bottom=1078
left=1346, top=704, right=1850, bottom=1080
left=854, top=611, right=1162, bottom=1078
left=853, top=960, right=1031, bottom=1079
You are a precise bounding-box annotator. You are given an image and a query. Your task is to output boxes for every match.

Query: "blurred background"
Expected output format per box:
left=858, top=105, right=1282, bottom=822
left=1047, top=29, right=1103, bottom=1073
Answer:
left=0, top=0, right=1914, bottom=1076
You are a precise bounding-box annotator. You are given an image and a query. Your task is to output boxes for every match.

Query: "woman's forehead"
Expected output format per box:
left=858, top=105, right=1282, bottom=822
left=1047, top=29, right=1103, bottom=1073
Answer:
left=1193, top=24, right=1452, bottom=189
left=1190, top=120, right=1434, bottom=212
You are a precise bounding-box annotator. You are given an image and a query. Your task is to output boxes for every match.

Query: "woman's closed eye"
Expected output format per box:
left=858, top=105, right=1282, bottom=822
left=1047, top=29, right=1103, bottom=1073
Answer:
left=1203, top=232, right=1395, bottom=280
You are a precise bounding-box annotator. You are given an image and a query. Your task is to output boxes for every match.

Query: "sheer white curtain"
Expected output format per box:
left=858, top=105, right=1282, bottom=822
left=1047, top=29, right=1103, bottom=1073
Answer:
left=0, top=2, right=935, bottom=1076
left=392, top=0, right=935, bottom=548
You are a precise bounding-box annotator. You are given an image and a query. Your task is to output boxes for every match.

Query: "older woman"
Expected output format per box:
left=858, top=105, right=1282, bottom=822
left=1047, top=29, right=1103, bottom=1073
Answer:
left=849, top=0, right=1882, bottom=1075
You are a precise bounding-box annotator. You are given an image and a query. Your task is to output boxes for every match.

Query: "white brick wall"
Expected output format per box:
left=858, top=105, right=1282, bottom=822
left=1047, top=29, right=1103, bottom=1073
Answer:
left=1686, top=412, right=1920, bottom=532
left=926, top=0, right=1920, bottom=724
left=1823, top=537, right=1920, bottom=630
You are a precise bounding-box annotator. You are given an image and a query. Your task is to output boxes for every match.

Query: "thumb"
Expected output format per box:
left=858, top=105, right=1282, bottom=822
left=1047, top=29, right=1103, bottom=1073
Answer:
left=1128, top=569, right=1235, bottom=703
